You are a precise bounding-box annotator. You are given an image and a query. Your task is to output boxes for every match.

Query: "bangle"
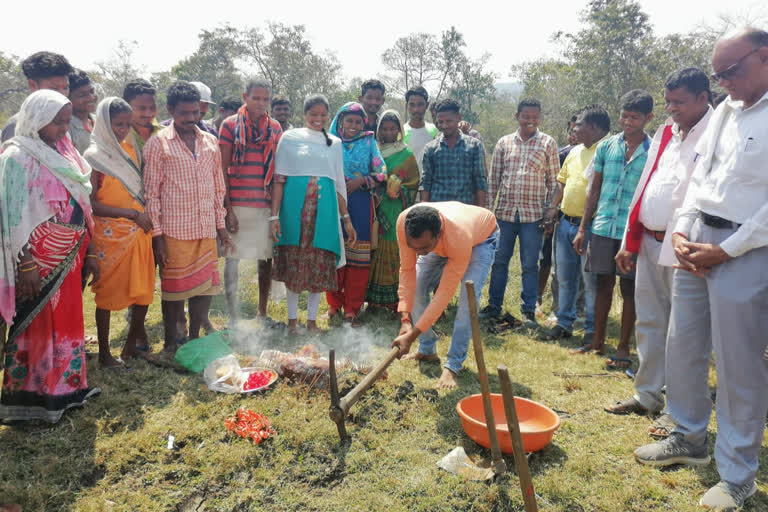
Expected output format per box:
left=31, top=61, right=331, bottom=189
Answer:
left=18, top=261, right=36, bottom=268
left=86, top=254, right=98, bottom=258
left=341, top=213, right=350, bottom=220
left=19, top=265, right=38, bottom=273
left=400, top=315, right=411, bottom=324
left=268, top=215, right=279, bottom=222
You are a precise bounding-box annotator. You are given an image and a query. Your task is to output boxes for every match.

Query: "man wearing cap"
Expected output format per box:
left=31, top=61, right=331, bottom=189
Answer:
left=162, top=81, right=218, bottom=136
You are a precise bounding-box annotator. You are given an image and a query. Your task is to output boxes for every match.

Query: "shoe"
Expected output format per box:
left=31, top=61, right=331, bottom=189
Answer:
left=522, top=311, right=537, bottom=328
left=479, top=305, right=501, bottom=320
left=699, top=480, right=757, bottom=510
left=540, top=325, right=571, bottom=341
left=634, top=432, right=710, bottom=467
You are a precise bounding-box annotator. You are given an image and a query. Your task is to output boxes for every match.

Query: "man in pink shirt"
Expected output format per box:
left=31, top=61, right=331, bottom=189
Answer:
left=393, top=202, right=498, bottom=389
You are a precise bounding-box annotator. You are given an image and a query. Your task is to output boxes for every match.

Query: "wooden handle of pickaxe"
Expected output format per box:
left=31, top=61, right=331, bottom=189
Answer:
left=465, top=280, right=506, bottom=476
left=338, top=346, right=400, bottom=414
left=329, top=346, right=400, bottom=440
left=498, top=365, right=538, bottom=512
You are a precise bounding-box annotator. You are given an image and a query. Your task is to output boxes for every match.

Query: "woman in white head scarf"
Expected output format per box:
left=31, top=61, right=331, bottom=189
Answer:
left=83, top=97, right=155, bottom=368
left=0, top=89, right=100, bottom=423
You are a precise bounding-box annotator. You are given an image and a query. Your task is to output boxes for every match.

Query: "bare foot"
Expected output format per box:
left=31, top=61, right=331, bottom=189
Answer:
left=435, top=368, right=458, bottom=389
left=0, top=504, right=22, bottom=512
left=287, top=319, right=298, bottom=334
left=306, top=320, right=321, bottom=333
left=99, top=354, right=124, bottom=369
left=402, top=352, right=440, bottom=362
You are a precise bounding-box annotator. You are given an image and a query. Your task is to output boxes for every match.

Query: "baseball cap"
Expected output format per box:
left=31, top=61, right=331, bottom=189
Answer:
left=190, top=81, right=216, bottom=105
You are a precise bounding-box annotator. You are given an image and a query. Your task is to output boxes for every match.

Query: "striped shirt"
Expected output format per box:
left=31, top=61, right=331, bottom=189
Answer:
left=591, top=132, right=650, bottom=240
left=144, top=123, right=227, bottom=240
left=218, top=116, right=283, bottom=208
left=487, top=130, right=559, bottom=223
left=421, top=133, right=487, bottom=204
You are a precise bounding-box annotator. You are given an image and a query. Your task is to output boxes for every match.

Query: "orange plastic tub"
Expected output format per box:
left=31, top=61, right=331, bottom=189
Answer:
left=456, top=394, right=560, bottom=454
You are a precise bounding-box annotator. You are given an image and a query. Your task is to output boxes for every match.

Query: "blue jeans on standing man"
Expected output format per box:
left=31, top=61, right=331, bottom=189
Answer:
left=555, top=218, right=597, bottom=334
left=487, top=213, right=543, bottom=315
left=412, top=230, right=498, bottom=373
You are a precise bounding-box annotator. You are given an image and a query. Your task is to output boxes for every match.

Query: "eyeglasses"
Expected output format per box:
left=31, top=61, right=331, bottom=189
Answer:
left=710, top=48, right=760, bottom=82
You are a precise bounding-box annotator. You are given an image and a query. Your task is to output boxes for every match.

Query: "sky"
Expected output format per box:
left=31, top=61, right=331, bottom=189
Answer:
left=2, top=0, right=766, bottom=84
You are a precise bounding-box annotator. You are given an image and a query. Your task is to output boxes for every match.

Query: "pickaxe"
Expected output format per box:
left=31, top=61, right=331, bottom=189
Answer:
left=328, top=345, right=400, bottom=441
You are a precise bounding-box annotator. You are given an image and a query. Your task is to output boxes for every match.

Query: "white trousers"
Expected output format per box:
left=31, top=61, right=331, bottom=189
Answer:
left=666, top=218, right=768, bottom=486
left=633, top=232, right=674, bottom=411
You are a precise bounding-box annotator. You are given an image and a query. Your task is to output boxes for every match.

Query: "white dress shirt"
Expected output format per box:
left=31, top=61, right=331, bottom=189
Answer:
left=639, top=109, right=712, bottom=232
left=675, top=91, right=768, bottom=257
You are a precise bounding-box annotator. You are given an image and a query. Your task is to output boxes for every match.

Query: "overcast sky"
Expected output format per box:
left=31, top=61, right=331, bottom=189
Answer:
left=2, top=0, right=766, bottom=84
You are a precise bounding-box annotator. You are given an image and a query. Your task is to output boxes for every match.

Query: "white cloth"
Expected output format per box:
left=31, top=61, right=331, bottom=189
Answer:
left=274, top=126, right=347, bottom=268
left=404, top=122, right=437, bottom=175
left=620, top=109, right=712, bottom=265
left=83, top=97, right=145, bottom=205
left=674, top=91, right=768, bottom=257
left=274, top=127, right=346, bottom=199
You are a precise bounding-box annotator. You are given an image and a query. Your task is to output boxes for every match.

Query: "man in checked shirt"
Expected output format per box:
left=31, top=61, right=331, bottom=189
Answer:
left=480, top=98, right=560, bottom=327
left=144, top=81, right=234, bottom=353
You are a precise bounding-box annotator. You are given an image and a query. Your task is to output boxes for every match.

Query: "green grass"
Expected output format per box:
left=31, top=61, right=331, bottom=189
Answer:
left=1, top=259, right=766, bottom=511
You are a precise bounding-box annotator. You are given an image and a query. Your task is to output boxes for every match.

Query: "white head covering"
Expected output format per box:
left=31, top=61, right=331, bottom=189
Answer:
left=9, top=90, right=92, bottom=201
left=84, top=97, right=144, bottom=205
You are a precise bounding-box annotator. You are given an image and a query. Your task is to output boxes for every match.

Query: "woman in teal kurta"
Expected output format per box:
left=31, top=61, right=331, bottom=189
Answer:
left=270, top=95, right=356, bottom=331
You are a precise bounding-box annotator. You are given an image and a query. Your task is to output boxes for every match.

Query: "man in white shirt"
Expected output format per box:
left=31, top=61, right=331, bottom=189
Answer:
left=634, top=28, right=768, bottom=511
left=603, top=69, right=712, bottom=428
left=403, top=85, right=438, bottom=178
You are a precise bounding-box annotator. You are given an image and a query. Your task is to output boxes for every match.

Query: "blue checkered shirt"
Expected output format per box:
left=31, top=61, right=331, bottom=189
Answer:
left=591, top=132, right=650, bottom=240
left=421, top=132, right=487, bottom=204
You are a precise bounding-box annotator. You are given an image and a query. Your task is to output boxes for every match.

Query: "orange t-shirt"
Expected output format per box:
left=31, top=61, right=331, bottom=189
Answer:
left=397, top=201, right=497, bottom=332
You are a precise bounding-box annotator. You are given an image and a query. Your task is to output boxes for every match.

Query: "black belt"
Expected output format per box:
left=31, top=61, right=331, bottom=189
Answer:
left=700, top=211, right=740, bottom=230
left=562, top=214, right=582, bottom=225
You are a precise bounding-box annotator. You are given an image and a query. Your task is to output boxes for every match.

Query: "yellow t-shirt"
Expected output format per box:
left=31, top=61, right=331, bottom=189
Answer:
left=557, top=140, right=602, bottom=217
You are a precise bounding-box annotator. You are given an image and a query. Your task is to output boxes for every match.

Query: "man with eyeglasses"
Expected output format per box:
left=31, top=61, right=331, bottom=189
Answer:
left=634, top=28, right=768, bottom=511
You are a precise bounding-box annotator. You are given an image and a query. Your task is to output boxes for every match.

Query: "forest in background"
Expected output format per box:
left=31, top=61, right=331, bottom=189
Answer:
left=1, top=0, right=764, bottom=149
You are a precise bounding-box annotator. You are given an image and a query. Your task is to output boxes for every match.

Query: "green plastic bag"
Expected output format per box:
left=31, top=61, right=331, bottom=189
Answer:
left=174, top=331, right=233, bottom=373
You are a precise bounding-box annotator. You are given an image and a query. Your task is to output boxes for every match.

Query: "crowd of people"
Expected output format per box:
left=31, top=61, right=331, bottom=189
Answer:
left=0, top=26, right=767, bottom=511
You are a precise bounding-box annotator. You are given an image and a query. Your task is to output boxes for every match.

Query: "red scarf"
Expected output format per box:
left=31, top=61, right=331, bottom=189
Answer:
left=625, top=124, right=674, bottom=253
left=231, top=105, right=277, bottom=188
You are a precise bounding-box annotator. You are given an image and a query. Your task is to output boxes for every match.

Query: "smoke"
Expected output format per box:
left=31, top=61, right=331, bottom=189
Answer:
left=227, top=319, right=395, bottom=365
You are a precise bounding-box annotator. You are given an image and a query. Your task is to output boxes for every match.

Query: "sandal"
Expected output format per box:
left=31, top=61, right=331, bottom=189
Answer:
left=569, top=344, right=603, bottom=355
left=606, top=356, right=632, bottom=370
left=649, top=413, right=676, bottom=439
left=604, top=397, right=648, bottom=415
left=343, top=314, right=361, bottom=328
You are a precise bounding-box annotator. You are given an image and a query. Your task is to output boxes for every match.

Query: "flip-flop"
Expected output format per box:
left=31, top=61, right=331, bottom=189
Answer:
left=604, top=397, right=648, bottom=415
left=606, top=356, right=632, bottom=370
left=649, top=413, right=676, bottom=439
left=569, top=345, right=595, bottom=355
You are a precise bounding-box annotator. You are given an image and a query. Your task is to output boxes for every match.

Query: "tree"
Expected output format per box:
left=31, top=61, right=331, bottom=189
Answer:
left=231, top=23, right=344, bottom=126
left=448, top=53, right=497, bottom=124
left=513, top=0, right=723, bottom=141
left=432, top=27, right=466, bottom=104
left=172, top=28, right=244, bottom=105
left=0, top=52, right=26, bottom=123
left=93, top=40, right=144, bottom=98
left=381, top=33, right=441, bottom=95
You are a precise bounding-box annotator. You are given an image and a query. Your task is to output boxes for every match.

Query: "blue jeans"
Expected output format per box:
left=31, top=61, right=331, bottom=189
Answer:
left=488, top=215, right=543, bottom=314
left=555, top=219, right=597, bottom=333
left=412, top=230, right=498, bottom=373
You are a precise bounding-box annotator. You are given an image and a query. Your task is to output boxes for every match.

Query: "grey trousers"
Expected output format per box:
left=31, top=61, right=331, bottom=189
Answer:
left=666, top=217, right=768, bottom=486
left=633, top=232, right=674, bottom=411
